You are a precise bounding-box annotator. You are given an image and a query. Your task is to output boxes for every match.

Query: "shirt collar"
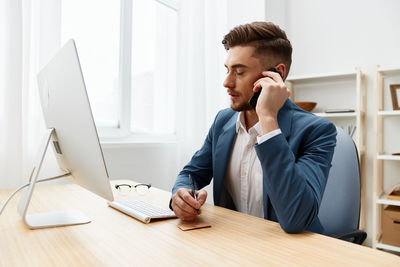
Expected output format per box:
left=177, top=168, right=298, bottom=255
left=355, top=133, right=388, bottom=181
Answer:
left=236, top=112, right=262, bottom=136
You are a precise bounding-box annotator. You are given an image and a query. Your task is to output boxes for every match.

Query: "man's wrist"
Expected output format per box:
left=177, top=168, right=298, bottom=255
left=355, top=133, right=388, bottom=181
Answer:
left=259, top=116, right=279, bottom=135
left=257, top=129, right=282, bottom=144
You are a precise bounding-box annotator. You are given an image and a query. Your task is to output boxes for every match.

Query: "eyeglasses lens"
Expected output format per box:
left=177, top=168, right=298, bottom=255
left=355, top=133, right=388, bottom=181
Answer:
left=117, top=185, right=131, bottom=195
left=135, top=185, right=149, bottom=195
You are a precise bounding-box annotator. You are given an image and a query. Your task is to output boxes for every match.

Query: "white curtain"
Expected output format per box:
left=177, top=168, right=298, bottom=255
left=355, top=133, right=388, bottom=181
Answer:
left=176, top=0, right=230, bottom=165
left=176, top=0, right=266, bottom=163
left=0, top=0, right=61, bottom=189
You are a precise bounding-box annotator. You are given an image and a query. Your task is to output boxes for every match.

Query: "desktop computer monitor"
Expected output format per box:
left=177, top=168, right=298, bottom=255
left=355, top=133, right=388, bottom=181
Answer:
left=17, top=40, right=114, bottom=229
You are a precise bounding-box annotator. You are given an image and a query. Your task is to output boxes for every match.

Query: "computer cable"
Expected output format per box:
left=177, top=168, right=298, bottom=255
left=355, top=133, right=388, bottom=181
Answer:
left=0, top=173, right=70, bottom=217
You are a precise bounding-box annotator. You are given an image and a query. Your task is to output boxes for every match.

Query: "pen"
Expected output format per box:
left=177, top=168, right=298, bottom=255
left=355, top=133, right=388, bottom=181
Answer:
left=189, top=174, right=200, bottom=215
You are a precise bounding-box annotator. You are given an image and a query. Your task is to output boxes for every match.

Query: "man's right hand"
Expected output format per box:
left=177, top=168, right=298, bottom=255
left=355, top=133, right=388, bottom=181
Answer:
left=171, top=188, right=207, bottom=221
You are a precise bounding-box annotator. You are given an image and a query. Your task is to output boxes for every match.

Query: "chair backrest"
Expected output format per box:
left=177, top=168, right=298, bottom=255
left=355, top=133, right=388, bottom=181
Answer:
left=318, top=127, right=361, bottom=236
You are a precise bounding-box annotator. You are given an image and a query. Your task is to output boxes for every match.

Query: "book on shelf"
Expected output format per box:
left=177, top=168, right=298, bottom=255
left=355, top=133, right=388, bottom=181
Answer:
left=325, top=108, right=355, bottom=113
left=388, top=184, right=400, bottom=201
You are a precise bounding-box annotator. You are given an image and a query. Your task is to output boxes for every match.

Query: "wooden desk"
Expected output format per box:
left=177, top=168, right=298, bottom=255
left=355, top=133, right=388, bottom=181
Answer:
left=1, top=180, right=399, bottom=266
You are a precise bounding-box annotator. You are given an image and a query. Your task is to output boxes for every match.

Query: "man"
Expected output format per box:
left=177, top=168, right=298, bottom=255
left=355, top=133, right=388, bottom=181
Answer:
left=170, top=21, right=337, bottom=234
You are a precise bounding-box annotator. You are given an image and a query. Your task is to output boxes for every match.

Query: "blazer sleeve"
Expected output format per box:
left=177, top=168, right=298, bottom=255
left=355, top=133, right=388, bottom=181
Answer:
left=254, top=120, right=337, bottom=233
left=171, top=112, right=220, bottom=196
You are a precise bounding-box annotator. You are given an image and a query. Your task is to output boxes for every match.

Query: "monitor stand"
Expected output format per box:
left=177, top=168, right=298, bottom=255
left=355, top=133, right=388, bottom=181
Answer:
left=17, top=128, right=91, bottom=229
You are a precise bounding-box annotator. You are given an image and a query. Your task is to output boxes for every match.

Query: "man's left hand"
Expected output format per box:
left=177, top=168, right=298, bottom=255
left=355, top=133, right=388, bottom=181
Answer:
left=253, top=70, right=290, bottom=134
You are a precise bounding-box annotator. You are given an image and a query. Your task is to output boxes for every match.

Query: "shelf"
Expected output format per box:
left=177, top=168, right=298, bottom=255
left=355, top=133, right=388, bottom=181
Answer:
left=373, top=66, right=400, bottom=252
left=376, top=193, right=400, bottom=206
left=287, top=71, right=357, bottom=83
left=377, top=67, right=400, bottom=76
left=376, top=241, right=400, bottom=253
left=314, top=112, right=357, bottom=118
left=377, top=154, right=400, bottom=161
left=378, top=110, right=400, bottom=116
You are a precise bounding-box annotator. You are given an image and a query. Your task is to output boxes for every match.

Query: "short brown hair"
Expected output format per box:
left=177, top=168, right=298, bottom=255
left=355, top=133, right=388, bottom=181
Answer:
left=222, top=21, right=292, bottom=78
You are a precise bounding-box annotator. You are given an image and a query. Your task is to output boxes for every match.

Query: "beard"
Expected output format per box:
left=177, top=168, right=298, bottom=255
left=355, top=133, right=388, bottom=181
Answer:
left=230, top=100, right=252, bottom=111
left=228, top=89, right=253, bottom=111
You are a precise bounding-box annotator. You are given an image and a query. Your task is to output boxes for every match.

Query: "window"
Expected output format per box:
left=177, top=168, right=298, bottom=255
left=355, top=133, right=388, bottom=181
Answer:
left=61, top=0, right=178, bottom=139
left=131, top=0, right=177, bottom=135
left=61, top=0, right=121, bottom=128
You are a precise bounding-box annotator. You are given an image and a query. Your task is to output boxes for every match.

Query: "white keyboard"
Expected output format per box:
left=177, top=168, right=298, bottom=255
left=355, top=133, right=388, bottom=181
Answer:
left=108, top=199, right=177, bottom=224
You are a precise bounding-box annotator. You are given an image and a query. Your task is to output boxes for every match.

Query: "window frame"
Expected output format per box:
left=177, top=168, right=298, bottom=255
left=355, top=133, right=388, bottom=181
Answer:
left=97, top=0, right=179, bottom=142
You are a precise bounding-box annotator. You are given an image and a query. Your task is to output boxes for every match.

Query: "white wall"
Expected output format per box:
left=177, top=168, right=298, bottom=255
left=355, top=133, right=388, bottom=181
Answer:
left=266, top=0, right=400, bottom=246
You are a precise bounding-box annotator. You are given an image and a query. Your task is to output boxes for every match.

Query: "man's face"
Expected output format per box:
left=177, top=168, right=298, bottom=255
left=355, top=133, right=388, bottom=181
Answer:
left=223, top=46, right=265, bottom=111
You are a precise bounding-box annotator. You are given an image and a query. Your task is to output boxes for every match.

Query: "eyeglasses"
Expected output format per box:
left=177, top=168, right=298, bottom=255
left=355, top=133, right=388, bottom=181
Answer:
left=115, top=183, right=151, bottom=195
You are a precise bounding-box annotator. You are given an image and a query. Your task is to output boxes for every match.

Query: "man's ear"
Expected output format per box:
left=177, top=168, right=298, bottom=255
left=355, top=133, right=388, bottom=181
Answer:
left=275, top=63, right=286, bottom=80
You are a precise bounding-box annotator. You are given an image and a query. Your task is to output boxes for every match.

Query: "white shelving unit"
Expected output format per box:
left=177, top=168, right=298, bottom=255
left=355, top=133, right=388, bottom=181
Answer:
left=377, top=155, right=400, bottom=161
left=314, top=112, right=357, bottom=118
left=372, top=66, right=400, bottom=252
left=378, top=110, right=400, bottom=116
left=376, top=243, right=400, bottom=253
left=286, top=67, right=366, bottom=229
left=376, top=193, right=400, bottom=206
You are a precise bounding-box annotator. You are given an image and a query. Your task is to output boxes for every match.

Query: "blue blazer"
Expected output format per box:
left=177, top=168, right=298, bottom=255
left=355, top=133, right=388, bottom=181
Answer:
left=172, top=99, right=337, bottom=234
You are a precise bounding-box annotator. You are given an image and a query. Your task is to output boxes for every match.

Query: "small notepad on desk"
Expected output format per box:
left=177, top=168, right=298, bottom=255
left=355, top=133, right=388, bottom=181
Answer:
left=177, top=217, right=211, bottom=231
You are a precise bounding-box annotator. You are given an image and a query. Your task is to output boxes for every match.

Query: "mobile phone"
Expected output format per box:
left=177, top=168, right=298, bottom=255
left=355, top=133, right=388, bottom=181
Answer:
left=249, top=68, right=280, bottom=110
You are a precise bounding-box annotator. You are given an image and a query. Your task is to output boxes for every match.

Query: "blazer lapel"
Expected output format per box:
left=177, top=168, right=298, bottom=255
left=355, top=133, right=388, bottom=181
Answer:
left=213, top=113, right=238, bottom=204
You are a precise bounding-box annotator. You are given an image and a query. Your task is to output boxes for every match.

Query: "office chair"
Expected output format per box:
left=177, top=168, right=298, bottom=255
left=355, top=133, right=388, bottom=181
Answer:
left=318, top=127, right=367, bottom=245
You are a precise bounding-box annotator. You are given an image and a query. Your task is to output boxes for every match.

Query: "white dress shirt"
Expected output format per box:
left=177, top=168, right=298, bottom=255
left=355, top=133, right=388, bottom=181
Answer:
left=224, top=112, right=281, bottom=218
